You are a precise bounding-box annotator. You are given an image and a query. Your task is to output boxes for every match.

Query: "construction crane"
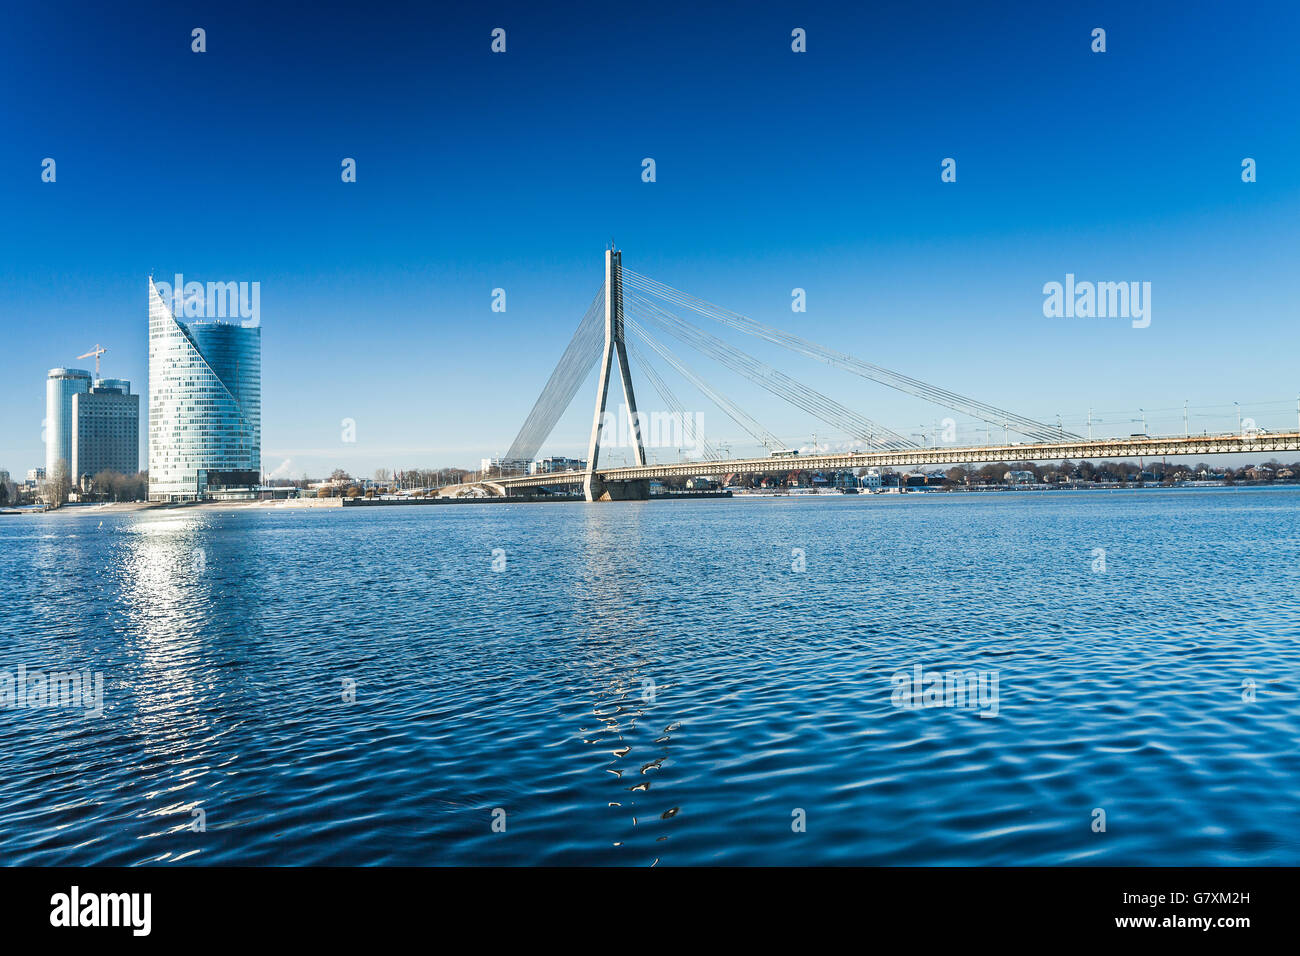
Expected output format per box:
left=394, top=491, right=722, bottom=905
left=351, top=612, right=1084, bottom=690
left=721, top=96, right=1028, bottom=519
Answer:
left=76, top=344, right=107, bottom=378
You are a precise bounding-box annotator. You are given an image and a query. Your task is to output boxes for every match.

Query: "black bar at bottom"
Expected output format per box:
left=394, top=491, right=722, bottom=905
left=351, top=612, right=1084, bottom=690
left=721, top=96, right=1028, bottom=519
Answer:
left=0, top=866, right=1283, bottom=942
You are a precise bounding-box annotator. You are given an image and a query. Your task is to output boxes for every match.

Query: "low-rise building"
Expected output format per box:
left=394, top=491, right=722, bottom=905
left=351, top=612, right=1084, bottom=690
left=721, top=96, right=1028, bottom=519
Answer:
left=480, top=457, right=532, bottom=476
left=530, top=456, right=586, bottom=475
left=829, top=470, right=858, bottom=489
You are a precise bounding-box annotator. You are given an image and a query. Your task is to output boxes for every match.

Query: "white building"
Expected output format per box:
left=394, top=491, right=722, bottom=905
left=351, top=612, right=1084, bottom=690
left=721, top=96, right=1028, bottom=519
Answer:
left=480, top=457, right=532, bottom=476
left=45, top=368, right=92, bottom=477
left=530, top=456, right=586, bottom=475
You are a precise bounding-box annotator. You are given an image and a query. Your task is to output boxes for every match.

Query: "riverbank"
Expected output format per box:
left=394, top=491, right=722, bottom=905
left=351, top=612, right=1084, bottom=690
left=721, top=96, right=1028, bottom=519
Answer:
left=5, top=482, right=1295, bottom=516
left=0, top=501, right=158, bottom=516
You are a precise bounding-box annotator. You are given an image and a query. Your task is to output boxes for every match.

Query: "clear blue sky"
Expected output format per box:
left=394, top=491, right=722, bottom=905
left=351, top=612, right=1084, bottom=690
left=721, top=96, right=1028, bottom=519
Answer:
left=1, top=0, right=1297, bottom=478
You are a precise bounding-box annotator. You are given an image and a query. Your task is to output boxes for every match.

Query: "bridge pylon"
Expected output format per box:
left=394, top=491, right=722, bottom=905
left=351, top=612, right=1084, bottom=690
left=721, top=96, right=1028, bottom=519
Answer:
left=584, top=247, right=650, bottom=501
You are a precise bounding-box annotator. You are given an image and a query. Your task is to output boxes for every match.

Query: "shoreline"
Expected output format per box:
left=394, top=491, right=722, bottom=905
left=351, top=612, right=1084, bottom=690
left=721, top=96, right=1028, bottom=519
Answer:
left=4, top=482, right=1297, bottom=517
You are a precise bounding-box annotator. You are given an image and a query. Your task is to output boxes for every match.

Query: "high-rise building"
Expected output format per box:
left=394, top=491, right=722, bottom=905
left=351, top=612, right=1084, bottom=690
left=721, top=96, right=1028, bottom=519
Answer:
left=45, top=368, right=92, bottom=477
left=71, top=379, right=139, bottom=481
left=148, top=277, right=261, bottom=501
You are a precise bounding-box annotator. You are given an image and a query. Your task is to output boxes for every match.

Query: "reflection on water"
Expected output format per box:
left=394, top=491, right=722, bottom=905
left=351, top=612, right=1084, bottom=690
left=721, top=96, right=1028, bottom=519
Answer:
left=573, top=501, right=681, bottom=863
left=114, top=514, right=270, bottom=858
left=1, top=489, right=1299, bottom=865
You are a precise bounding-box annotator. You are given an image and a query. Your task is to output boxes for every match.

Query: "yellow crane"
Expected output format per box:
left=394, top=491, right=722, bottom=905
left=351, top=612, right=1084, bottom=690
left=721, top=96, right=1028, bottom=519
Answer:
left=76, top=344, right=107, bottom=378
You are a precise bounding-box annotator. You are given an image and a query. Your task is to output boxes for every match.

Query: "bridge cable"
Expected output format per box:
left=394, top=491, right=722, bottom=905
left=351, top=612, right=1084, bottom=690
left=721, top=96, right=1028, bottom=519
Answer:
left=627, top=291, right=909, bottom=450
left=624, top=341, right=722, bottom=460
left=625, top=291, right=911, bottom=450
left=623, top=267, right=1061, bottom=441
left=503, top=285, right=605, bottom=463
left=622, top=268, right=1077, bottom=443
left=625, top=322, right=784, bottom=453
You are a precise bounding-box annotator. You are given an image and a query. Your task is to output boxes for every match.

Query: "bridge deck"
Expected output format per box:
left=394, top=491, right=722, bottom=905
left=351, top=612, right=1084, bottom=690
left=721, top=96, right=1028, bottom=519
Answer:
left=481, top=431, right=1300, bottom=490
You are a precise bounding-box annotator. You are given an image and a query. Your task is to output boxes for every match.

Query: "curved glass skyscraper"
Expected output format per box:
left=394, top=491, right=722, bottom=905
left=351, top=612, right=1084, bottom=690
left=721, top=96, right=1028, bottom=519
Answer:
left=148, top=278, right=261, bottom=501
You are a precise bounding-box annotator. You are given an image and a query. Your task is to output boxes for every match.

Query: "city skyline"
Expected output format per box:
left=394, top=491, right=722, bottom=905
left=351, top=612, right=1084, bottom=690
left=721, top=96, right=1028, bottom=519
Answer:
left=1, top=1, right=1297, bottom=479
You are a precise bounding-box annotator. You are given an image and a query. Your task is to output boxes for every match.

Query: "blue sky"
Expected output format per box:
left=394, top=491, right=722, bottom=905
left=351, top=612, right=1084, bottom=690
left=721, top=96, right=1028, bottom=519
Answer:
left=1, top=0, right=1297, bottom=478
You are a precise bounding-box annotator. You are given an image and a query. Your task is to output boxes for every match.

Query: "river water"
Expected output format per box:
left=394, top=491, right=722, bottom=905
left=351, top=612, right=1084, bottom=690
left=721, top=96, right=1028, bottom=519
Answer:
left=1, top=488, right=1297, bottom=865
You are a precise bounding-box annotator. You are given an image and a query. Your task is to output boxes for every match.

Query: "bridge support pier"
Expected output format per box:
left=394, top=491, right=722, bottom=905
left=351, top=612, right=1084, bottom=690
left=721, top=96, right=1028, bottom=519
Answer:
left=583, top=476, right=650, bottom=502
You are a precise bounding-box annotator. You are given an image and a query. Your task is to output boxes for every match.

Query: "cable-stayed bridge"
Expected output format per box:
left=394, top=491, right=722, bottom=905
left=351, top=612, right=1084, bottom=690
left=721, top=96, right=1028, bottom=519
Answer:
left=454, top=248, right=1300, bottom=501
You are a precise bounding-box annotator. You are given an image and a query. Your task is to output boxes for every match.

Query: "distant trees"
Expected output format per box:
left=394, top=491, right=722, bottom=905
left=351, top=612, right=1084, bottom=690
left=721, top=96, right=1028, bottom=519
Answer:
left=87, top=470, right=148, bottom=501
left=91, top=471, right=115, bottom=500
left=951, top=459, right=1300, bottom=486
left=40, top=459, right=71, bottom=508
left=391, top=467, right=471, bottom=490
left=1222, top=460, right=1299, bottom=483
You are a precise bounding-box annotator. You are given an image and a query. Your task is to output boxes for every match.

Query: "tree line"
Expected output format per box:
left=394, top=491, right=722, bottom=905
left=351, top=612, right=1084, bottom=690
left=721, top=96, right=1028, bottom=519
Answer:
left=0, top=462, right=150, bottom=508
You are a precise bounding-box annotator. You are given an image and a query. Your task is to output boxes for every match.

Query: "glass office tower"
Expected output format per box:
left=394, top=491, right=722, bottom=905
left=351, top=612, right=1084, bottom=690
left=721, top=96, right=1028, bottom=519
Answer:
left=148, top=277, right=261, bottom=501
left=46, top=368, right=92, bottom=477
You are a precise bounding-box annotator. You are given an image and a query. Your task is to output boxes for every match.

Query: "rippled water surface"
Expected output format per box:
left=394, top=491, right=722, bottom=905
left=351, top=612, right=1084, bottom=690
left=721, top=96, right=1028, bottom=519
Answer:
left=1, top=488, right=1298, bottom=865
